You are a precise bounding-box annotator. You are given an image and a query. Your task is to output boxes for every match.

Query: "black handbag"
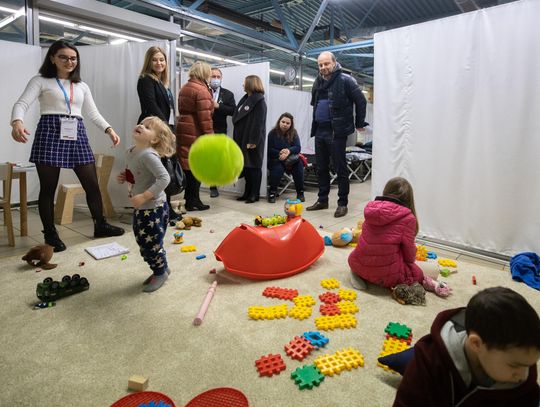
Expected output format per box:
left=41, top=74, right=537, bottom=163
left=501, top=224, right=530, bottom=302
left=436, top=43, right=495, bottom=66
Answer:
left=284, top=154, right=300, bottom=170
left=161, top=155, right=185, bottom=196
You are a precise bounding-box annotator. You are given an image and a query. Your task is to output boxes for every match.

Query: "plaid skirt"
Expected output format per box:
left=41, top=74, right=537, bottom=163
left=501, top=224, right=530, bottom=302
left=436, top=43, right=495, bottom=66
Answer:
left=30, top=115, right=95, bottom=168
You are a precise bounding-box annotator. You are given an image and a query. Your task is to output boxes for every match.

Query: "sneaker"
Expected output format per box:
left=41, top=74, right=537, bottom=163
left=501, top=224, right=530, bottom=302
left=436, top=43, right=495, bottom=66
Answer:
left=268, top=193, right=276, bottom=203
left=94, top=221, right=125, bottom=238
left=143, top=268, right=171, bottom=285
left=143, top=272, right=168, bottom=292
left=296, top=192, right=305, bottom=202
left=350, top=272, right=368, bottom=290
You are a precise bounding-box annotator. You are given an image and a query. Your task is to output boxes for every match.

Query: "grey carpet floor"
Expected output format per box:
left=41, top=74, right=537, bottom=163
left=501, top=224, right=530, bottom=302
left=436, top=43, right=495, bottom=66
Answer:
left=1, top=207, right=538, bottom=407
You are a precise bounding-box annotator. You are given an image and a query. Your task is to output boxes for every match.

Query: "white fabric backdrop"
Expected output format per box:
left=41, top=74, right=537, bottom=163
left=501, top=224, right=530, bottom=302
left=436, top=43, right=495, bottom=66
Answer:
left=56, top=40, right=169, bottom=209
left=1, top=40, right=42, bottom=203
left=373, top=0, right=540, bottom=256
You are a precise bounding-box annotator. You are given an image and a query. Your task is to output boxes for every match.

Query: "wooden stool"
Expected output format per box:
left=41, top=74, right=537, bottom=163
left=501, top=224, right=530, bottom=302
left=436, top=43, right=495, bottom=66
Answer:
left=54, top=154, right=116, bottom=225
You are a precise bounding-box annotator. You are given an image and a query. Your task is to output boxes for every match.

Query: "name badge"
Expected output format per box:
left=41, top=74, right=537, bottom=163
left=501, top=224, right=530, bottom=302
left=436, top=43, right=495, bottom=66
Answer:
left=60, top=117, right=78, bottom=141
left=169, top=108, right=175, bottom=126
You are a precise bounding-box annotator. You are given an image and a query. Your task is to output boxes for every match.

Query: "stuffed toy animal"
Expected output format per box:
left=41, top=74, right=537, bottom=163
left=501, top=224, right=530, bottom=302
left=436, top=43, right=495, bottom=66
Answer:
left=392, top=283, right=426, bottom=305
left=175, top=216, right=202, bottom=230
left=351, top=220, right=363, bottom=244
left=22, top=245, right=57, bottom=270
left=331, top=227, right=353, bottom=247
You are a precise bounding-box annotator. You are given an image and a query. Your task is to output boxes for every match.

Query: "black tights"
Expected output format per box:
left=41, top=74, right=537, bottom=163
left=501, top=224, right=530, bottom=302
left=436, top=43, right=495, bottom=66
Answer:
left=36, top=163, right=104, bottom=230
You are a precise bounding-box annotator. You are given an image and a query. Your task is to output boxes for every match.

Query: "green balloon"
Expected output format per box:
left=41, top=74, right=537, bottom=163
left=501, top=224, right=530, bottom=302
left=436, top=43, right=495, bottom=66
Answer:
left=188, top=134, right=244, bottom=186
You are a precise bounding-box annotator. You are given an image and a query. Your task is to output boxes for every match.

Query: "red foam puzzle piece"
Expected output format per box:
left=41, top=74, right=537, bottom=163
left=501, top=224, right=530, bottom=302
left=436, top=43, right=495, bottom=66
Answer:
left=386, top=333, right=413, bottom=345
left=255, top=353, right=287, bottom=377
left=319, top=292, right=341, bottom=304
left=262, top=287, right=299, bottom=301
left=284, top=336, right=315, bottom=361
left=320, top=303, right=341, bottom=316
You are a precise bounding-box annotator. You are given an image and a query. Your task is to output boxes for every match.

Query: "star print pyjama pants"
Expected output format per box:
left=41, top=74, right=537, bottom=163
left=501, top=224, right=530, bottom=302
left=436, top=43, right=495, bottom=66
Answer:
left=133, top=203, right=169, bottom=276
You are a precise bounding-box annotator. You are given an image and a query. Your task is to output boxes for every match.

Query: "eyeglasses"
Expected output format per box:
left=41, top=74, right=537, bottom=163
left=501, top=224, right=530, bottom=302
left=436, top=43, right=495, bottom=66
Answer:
left=57, top=55, right=78, bottom=62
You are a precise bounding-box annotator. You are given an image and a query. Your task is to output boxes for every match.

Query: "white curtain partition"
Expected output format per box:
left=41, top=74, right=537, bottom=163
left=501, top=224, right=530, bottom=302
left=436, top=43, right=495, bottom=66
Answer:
left=0, top=40, right=42, bottom=203
left=373, top=0, right=540, bottom=256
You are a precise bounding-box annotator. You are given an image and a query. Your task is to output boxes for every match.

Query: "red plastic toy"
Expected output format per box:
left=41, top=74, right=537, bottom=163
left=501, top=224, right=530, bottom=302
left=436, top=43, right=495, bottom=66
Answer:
left=320, top=304, right=341, bottom=316
left=319, top=292, right=341, bottom=304
left=255, top=353, right=287, bottom=377
left=110, top=391, right=175, bottom=407
left=285, top=336, right=315, bottom=361
left=263, top=287, right=299, bottom=301
left=185, top=387, right=248, bottom=407
left=214, top=217, right=324, bottom=280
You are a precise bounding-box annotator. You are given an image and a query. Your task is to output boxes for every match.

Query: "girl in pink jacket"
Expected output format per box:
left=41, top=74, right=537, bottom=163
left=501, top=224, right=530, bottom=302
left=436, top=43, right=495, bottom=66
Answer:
left=348, top=177, right=442, bottom=292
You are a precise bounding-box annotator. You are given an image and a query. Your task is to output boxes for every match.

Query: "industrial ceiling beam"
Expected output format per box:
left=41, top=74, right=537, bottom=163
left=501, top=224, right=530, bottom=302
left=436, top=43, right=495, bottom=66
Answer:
left=189, top=0, right=205, bottom=11
left=133, top=0, right=295, bottom=52
left=297, top=0, right=329, bottom=53
left=454, top=0, right=480, bottom=13
left=271, top=0, right=298, bottom=49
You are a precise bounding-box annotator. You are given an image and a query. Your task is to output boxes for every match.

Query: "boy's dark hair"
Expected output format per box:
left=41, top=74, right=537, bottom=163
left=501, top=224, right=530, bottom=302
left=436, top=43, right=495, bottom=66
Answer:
left=39, top=40, right=82, bottom=83
left=465, top=286, right=540, bottom=349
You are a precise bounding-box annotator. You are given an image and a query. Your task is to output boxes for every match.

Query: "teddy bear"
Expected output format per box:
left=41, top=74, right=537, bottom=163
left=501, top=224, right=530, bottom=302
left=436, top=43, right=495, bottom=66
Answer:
left=22, top=244, right=57, bottom=270
left=331, top=227, right=353, bottom=247
left=175, top=216, right=202, bottom=230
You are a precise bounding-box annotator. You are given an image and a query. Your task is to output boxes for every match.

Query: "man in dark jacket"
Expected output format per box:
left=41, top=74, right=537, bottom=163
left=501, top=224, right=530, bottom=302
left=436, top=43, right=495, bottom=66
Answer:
left=209, top=68, right=236, bottom=198
left=394, top=287, right=540, bottom=407
left=306, top=51, right=367, bottom=218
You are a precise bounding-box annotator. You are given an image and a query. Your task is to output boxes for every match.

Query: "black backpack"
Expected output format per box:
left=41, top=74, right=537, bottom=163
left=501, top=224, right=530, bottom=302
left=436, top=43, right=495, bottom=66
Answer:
left=161, top=155, right=185, bottom=196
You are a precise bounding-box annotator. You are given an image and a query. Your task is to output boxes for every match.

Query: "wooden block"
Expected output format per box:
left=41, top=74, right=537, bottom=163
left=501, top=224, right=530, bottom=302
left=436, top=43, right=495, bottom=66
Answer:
left=128, top=375, right=148, bottom=392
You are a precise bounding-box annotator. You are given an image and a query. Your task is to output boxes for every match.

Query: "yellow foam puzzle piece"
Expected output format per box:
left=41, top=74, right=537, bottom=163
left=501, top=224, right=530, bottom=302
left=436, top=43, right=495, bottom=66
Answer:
left=248, top=304, right=288, bottom=320
left=320, top=278, right=341, bottom=289
left=336, top=301, right=359, bottom=314
left=338, top=288, right=357, bottom=301
left=293, top=295, right=316, bottom=307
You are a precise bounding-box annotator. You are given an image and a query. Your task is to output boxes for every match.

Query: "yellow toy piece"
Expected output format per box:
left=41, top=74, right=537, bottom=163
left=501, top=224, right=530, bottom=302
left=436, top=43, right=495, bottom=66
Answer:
left=248, top=304, right=288, bottom=320
left=438, top=258, right=457, bottom=267
left=172, top=231, right=184, bottom=244
left=315, top=314, right=357, bottom=331
left=378, top=338, right=411, bottom=374
left=416, top=245, right=428, bottom=261
left=180, top=245, right=197, bottom=252
left=320, top=278, right=341, bottom=289
left=335, top=348, right=365, bottom=370
left=338, top=288, right=357, bottom=301
left=288, top=306, right=312, bottom=320
left=314, top=354, right=346, bottom=376
left=293, top=295, right=316, bottom=307
left=347, top=242, right=357, bottom=247
left=336, top=301, right=359, bottom=314
left=314, top=347, right=365, bottom=376
left=382, top=337, right=409, bottom=354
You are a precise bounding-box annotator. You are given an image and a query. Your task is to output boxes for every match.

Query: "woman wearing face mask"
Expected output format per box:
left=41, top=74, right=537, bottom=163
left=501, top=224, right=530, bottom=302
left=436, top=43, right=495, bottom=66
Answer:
left=137, top=46, right=181, bottom=221
left=176, top=61, right=214, bottom=211
left=267, top=112, right=304, bottom=203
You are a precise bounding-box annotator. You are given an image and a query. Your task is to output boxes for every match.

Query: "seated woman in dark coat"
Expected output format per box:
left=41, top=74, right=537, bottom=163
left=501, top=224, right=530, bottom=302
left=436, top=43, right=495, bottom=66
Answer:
left=267, top=112, right=304, bottom=203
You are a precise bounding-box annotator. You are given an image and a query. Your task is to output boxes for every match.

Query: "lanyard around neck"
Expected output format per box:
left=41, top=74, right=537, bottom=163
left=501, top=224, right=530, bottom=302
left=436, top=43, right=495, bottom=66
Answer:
left=56, top=78, right=74, bottom=115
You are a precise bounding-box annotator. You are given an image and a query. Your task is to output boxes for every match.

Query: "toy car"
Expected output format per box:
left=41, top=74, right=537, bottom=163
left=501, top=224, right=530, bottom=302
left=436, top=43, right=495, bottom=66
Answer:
left=36, top=274, right=89, bottom=302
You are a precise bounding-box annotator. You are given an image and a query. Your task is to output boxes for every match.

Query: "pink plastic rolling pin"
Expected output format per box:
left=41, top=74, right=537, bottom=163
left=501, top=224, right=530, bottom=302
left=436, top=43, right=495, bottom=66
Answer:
left=193, top=281, right=218, bottom=326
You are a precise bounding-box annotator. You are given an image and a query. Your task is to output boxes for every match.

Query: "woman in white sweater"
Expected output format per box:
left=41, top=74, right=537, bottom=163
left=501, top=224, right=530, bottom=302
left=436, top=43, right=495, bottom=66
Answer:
left=11, top=40, right=124, bottom=252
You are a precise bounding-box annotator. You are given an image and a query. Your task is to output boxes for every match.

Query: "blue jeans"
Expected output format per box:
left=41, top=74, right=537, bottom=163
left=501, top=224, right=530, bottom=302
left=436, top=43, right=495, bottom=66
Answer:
left=133, top=202, right=169, bottom=275
left=315, top=130, right=350, bottom=207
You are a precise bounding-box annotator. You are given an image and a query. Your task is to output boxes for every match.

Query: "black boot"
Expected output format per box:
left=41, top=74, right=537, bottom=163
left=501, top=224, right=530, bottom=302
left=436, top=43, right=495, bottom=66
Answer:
left=185, top=201, right=210, bottom=211
left=43, top=226, right=66, bottom=253
left=94, top=218, right=125, bottom=238
left=268, top=189, right=277, bottom=203
left=296, top=191, right=305, bottom=202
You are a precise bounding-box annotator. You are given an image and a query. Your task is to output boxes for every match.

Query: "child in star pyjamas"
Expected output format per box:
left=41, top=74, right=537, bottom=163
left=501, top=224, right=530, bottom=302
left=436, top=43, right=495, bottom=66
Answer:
left=117, top=116, right=176, bottom=292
